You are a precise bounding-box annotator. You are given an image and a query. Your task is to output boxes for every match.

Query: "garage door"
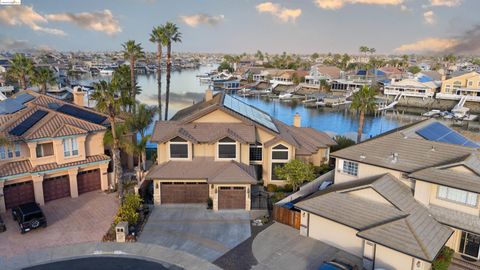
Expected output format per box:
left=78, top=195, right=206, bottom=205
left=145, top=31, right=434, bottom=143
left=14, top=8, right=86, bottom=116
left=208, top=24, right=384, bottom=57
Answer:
left=4, top=181, right=35, bottom=209
left=77, top=169, right=101, bottom=195
left=43, top=175, right=71, bottom=202
left=218, top=187, right=246, bottom=209
left=161, top=182, right=208, bottom=204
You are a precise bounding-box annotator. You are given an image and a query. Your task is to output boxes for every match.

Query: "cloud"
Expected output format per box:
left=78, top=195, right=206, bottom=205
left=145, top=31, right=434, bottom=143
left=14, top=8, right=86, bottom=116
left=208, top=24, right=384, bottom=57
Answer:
left=394, top=38, right=459, bottom=53
left=46, top=10, right=121, bottom=36
left=0, top=5, right=66, bottom=36
left=430, top=0, right=462, bottom=7
left=180, top=14, right=225, bottom=27
left=314, top=0, right=404, bottom=10
left=256, top=2, right=302, bottom=23
left=0, top=35, right=53, bottom=52
left=423, top=10, right=436, bottom=24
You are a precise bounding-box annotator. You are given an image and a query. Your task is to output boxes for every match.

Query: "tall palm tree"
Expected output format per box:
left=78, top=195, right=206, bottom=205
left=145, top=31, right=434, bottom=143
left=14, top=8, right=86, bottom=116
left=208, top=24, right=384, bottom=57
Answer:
left=163, top=22, right=182, bottom=121
left=90, top=80, right=124, bottom=197
left=121, top=40, right=145, bottom=105
left=32, top=67, right=56, bottom=94
left=8, top=53, right=34, bottom=90
left=149, top=25, right=168, bottom=119
left=351, top=85, right=377, bottom=143
left=112, top=65, right=137, bottom=113
left=127, top=102, right=156, bottom=171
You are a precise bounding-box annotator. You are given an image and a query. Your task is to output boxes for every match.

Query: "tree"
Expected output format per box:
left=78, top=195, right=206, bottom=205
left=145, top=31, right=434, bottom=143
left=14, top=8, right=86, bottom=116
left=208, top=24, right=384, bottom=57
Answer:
left=112, top=65, right=137, bottom=113
left=217, top=62, right=234, bottom=73
left=255, top=50, right=264, bottom=61
left=121, top=40, right=145, bottom=105
left=32, top=67, right=56, bottom=94
left=310, top=52, right=319, bottom=61
left=149, top=25, right=168, bottom=119
left=331, top=135, right=356, bottom=152
left=126, top=102, right=156, bottom=171
left=320, top=79, right=331, bottom=92
left=351, top=85, right=377, bottom=143
left=163, top=22, right=182, bottom=121
left=274, top=159, right=316, bottom=191
left=0, top=136, right=9, bottom=147
left=359, top=46, right=369, bottom=57
left=408, top=66, right=422, bottom=74
left=90, top=80, right=124, bottom=197
left=8, top=53, right=34, bottom=90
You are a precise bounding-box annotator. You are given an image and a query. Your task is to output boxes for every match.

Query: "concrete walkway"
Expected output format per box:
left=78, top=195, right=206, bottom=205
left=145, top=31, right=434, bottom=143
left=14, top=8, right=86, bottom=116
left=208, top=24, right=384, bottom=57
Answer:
left=251, top=223, right=363, bottom=270
left=0, top=242, right=221, bottom=270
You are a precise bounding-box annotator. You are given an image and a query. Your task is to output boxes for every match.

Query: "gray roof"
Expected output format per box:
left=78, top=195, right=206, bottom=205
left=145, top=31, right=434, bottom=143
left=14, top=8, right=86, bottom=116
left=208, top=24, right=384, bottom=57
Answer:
left=146, top=157, right=257, bottom=184
left=429, top=204, right=480, bottom=235
left=296, top=174, right=452, bottom=262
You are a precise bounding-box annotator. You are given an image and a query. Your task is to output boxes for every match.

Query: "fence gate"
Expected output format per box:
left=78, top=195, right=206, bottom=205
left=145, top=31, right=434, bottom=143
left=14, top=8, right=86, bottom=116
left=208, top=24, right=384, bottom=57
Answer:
left=273, top=205, right=301, bottom=229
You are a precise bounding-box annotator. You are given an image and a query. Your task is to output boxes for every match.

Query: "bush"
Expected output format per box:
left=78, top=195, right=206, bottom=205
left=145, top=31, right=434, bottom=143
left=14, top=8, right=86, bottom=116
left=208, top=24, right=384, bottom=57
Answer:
left=331, top=135, right=356, bottom=152
left=432, top=246, right=454, bottom=270
left=315, top=164, right=332, bottom=175
left=114, top=193, right=143, bottom=226
left=207, top=197, right=213, bottom=209
left=267, top=184, right=278, bottom=192
left=271, top=192, right=286, bottom=203
left=283, top=184, right=293, bottom=192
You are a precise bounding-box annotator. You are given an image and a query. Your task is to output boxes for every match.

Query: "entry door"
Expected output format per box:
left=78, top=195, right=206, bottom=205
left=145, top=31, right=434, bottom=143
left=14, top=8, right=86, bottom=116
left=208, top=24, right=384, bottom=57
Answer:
left=459, top=231, right=480, bottom=259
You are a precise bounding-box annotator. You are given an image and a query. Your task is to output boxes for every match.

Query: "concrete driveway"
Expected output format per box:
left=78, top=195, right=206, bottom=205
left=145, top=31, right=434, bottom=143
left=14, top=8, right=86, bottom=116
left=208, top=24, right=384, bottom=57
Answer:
left=138, top=204, right=251, bottom=262
left=0, top=191, right=118, bottom=259
left=252, top=223, right=363, bottom=270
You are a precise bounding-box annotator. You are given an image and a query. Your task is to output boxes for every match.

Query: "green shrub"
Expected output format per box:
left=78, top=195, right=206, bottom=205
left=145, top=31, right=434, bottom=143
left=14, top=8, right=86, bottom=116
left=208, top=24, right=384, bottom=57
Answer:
left=267, top=184, right=278, bottom=192
left=114, top=193, right=143, bottom=226
left=432, top=246, right=454, bottom=270
left=271, top=192, right=286, bottom=203
left=283, top=184, right=293, bottom=192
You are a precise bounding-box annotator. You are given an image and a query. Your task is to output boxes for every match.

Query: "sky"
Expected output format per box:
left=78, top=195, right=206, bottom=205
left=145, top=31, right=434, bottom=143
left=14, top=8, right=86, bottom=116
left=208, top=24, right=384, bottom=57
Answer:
left=0, top=0, right=479, bottom=55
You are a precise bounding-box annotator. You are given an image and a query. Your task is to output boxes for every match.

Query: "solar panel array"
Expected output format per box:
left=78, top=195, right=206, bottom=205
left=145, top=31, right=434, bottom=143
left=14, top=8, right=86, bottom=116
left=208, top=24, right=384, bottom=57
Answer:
left=416, top=122, right=479, bottom=148
left=57, top=104, right=107, bottom=124
left=0, top=93, right=35, bottom=115
left=15, top=93, right=35, bottom=104
left=223, top=94, right=279, bottom=132
left=9, top=110, right=48, bottom=136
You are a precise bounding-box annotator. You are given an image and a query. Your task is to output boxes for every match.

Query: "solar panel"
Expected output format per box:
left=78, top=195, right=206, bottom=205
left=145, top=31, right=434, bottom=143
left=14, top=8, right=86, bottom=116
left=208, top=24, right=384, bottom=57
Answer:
left=0, top=99, right=25, bottom=115
left=15, top=93, right=35, bottom=104
left=57, top=104, right=107, bottom=124
left=9, top=110, right=48, bottom=136
left=416, top=122, right=479, bottom=148
left=223, top=94, right=279, bottom=132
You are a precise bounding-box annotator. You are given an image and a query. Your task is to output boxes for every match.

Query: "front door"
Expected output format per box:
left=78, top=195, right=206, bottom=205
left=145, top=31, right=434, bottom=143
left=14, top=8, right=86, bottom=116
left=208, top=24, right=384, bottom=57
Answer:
left=459, top=231, right=480, bottom=260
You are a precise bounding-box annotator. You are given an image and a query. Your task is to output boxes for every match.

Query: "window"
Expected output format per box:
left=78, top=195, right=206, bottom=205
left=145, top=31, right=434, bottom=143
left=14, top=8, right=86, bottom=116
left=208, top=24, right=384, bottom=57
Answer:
left=249, top=143, right=263, bottom=162
left=437, top=186, right=477, bottom=207
left=0, top=143, right=22, bottom=160
left=342, top=160, right=358, bottom=176
left=468, top=81, right=473, bottom=86
left=218, top=137, right=236, bottom=159
left=36, top=143, right=54, bottom=158
left=63, top=138, right=79, bottom=157
left=169, top=137, right=188, bottom=159
left=272, top=144, right=289, bottom=160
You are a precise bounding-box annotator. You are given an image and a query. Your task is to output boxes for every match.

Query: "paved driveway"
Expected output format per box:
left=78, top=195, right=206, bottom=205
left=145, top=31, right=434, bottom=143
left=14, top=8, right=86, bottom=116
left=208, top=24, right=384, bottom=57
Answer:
left=0, top=191, right=118, bottom=258
left=252, top=223, right=363, bottom=270
left=138, top=204, right=251, bottom=262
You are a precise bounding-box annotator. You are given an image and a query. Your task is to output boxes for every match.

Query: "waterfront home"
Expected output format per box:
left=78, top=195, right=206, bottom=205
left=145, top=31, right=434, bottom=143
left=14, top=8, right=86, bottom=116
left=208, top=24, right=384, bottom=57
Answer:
left=303, top=65, right=342, bottom=89
left=378, top=66, right=405, bottom=80
left=437, top=71, right=480, bottom=102
left=0, top=91, right=111, bottom=213
left=295, top=119, right=480, bottom=270
left=330, top=78, right=370, bottom=94
left=383, top=74, right=440, bottom=99
left=146, top=90, right=336, bottom=210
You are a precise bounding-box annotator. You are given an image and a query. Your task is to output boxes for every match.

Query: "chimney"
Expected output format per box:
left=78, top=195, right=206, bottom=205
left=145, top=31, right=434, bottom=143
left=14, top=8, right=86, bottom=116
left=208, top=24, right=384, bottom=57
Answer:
left=441, top=75, right=446, bottom=81
left=73, top=86, right=85, bottom=107
left=205, top=88, right=213, bottom=101
left=293, top=112, right=301, bottom=127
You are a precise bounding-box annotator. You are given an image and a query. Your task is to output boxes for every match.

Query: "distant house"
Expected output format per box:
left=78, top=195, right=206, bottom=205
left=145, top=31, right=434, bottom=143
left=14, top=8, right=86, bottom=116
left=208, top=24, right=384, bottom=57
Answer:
left=437, top=71, right=480, bottom=102
left=378, top=66, right=405, bottom=80
left=304, top=65, right=342, bottom=86
left=383, top=74, right=440, bottom=99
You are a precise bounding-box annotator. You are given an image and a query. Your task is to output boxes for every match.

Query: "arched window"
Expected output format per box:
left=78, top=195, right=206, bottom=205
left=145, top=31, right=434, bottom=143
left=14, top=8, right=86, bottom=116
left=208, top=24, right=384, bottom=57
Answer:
left=169, top=137, right=188, bottom=159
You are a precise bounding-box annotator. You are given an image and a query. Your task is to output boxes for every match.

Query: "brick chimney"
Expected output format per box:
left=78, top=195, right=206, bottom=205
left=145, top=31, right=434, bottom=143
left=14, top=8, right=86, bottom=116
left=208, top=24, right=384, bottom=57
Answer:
left=205, top=88, right=213, bottom=101
left=293, top=113, right=301, bottom=127
left=73, top=86, right=85, bottom=107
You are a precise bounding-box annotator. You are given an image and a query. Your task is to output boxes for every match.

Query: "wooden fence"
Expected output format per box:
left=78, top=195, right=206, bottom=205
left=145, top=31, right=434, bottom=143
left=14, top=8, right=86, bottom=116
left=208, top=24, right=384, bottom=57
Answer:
left=272, top=205, right=300, bottom=230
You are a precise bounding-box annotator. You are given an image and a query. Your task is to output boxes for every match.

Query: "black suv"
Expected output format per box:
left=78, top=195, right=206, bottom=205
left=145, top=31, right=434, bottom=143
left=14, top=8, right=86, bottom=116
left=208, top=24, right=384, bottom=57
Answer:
left=12, top=202, right=47, bottom=234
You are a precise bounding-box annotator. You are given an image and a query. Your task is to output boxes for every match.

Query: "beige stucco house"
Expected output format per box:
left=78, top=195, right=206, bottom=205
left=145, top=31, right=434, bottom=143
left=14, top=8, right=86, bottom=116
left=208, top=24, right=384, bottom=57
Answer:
left=438, top=71, right=480, bottom=102
left=295, top=119, right=480, bottom=270
left=146, top=91, right=336, bottom=211
left=0, top=91, right=111, bottom=213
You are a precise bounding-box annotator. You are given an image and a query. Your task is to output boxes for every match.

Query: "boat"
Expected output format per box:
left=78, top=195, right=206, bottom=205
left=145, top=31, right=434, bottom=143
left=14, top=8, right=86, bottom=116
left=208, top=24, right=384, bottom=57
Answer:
left=422, top=110, right=442, bottom=118
left=278, top=93, right=293, bottom=100
left=99, top=67, right=115, bottom=76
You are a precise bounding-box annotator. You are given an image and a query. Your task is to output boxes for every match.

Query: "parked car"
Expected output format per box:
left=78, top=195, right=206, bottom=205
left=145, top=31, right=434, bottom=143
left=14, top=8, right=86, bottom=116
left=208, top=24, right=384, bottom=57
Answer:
left=12, top=202, right=47, bottom=234
left=318, top=261, right=353, bottom=270
left=0, top=215, right=6, bottom=233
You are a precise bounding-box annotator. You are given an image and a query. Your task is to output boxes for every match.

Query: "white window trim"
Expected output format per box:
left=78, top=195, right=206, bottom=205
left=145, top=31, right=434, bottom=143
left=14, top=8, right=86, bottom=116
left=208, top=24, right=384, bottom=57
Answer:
left=249, top=143, right=263, bottom=163
left=63, top=138, right=79, bottom=158
left=270, top=144, right=290, bottom=181
left=168, top=141, right=190, bottom=160
left=341, top=160, right=359, bottom=176
left=217, top=140, right=237, bottom=160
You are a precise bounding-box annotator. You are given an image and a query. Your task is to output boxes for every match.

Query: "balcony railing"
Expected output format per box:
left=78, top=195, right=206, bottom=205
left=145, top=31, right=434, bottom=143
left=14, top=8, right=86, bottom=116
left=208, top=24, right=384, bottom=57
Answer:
left=436, top=93, right=480, bottom=102
left=384, top=89, right=434, bottom=98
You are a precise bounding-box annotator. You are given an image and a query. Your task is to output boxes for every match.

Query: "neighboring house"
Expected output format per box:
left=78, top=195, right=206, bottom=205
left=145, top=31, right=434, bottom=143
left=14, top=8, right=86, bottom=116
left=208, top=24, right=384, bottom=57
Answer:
left=383, top=74, right=440, bottom=99
left=0, top=91, right=111, bottom=213
left=304, top=65, right=342, bottom=88
left=378, top=66, right=405, bottom=80
left=295, top=119, right=480, bottom=270
left=146, top=91, right=336, bottom=210
left=438, top=71, right=480, bottom=102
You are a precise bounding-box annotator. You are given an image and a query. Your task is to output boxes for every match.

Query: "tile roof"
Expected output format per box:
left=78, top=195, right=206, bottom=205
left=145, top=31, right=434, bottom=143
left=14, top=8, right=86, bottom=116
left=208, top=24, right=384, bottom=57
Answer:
left=429, top=204, right=480, bottom=235
left=146, top=157, right=257, bottom=184
left=0, top=160, right=32, bottom=177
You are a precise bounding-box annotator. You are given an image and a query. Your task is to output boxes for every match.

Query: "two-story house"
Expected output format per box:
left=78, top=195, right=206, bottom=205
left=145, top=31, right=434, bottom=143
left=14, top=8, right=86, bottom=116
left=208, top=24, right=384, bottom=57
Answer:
left=146, top=91, right=336, bottom=211
left=0, top=91, right=111, bottom=213
left=295, top=119, right=480, bottom=270
left=438, top=71, right=480, bottom=102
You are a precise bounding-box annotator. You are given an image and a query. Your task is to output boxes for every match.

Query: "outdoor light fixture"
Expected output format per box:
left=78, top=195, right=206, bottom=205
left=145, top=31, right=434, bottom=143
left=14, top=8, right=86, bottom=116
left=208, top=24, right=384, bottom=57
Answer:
left=210, top=184, right=214, bottom=189
left=215, top=188, right=217, bottom=194
left=155, top=183, right=159, bottom=189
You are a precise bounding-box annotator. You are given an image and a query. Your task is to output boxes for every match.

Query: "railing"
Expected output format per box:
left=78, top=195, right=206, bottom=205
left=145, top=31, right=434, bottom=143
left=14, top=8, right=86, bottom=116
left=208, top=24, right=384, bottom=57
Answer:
left=436, top=93, right=480, bottom=102
left=383, top=89, right=434, bottom=98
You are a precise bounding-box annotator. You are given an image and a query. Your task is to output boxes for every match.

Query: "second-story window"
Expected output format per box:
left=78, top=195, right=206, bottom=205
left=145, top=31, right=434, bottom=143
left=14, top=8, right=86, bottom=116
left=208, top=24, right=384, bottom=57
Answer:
left=169, top=137, right=188, bottom=159
left=218, top=137, right=236, bottom=159
left=437, top=186, right=477, bottom=207
left=271, top=144, right=289, bottom=180
left=249, top=142, right=263, bottom=162
left=342, top=160, right=358, bottom=176
left=63, top=138, right=79, bottom=157
left=36, top=143, right=54, bottom=158
left=0, top=143, right=21, bottom=160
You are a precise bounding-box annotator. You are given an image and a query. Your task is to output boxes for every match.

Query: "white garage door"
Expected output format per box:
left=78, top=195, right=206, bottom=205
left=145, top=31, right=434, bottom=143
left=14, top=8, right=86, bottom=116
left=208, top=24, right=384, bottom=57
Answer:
left=308, top=214, right=364, bottom=257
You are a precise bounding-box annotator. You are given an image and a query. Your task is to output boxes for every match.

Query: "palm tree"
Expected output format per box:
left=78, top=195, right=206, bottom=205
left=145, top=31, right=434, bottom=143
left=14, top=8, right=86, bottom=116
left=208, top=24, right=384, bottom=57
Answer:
left=163, top=22, right=182, bottom=121
left=90, top=80, right=124, bottom=197
left=112, top=65, right=137, bottom=113
left=351, top=85, right=377, bottom=143
left=149, top=25, right=168, bottom=119
left=32, top=67, right=56, bottom=94
left=359, top=46, right=369, bottom=58
left=121, top=40, right=145, bottom=105
left=127, top=102, right=156, bottom=171
left=8, top=53, right=34, bottom=90
left=0, top=136, right=9, bottom=147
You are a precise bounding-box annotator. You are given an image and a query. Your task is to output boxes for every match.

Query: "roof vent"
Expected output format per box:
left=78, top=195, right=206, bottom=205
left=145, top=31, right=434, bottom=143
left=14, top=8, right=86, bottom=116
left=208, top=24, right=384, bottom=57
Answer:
left=431, top=146, right=436, bottom=152
left=391, top=152, right=399, bottom=163
left=360, top=153, right=366, bottom=159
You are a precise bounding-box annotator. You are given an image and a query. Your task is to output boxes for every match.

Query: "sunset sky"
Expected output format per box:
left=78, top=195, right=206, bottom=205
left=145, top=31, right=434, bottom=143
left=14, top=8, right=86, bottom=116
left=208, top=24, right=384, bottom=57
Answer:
left=0, top=0, right=479, bottom=54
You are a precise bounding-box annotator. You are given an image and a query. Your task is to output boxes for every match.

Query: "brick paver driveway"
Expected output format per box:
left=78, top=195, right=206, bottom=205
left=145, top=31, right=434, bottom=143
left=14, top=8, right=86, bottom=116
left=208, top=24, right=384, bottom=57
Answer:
left=0, top=191, right=118, bottom=258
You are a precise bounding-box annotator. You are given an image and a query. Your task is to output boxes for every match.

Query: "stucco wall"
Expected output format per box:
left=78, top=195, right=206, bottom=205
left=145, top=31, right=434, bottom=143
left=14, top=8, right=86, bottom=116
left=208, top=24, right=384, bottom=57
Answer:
left=192, top=109, right=243, bottom=123
left=85, top=131, right=106, bottom=156
left=374, top=244, right=430, bottom=270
